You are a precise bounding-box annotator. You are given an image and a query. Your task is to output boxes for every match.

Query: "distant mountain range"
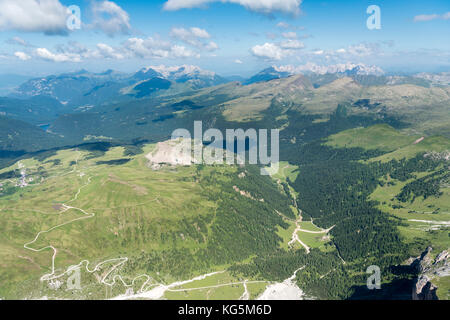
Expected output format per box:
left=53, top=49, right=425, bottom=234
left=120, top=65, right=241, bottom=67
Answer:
left=136, top=65, right=228, bottom=88
left=243, top=67, right=292, bottom=85
left=9, top=65, right=229, bottom=105
left=274, top=62, right=385, bottom=76
left=8, top=63, right=445, bottom=105
left=11, top=69, right=129, bottom=103
left=1, top=64, right=446, bottom=133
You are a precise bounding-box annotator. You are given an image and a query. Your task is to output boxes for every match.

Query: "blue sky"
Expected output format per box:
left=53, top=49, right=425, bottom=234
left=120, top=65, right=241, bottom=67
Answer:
left=0, top=0, right=449, bottom=76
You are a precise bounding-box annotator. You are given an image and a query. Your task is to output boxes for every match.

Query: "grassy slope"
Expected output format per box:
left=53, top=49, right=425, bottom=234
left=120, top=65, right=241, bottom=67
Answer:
left=325, top=124, right=418, bottom=152
left=371, top=136, right=450, bottom=162
left=0, top=144, right=295, bottom=299
left=203, top=76, right=450, bottom=138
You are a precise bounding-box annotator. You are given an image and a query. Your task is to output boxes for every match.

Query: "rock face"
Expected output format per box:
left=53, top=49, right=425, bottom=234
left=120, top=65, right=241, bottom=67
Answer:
left=411, top=247, right=449, bottom=300
left=146, top=138, right=194, bottom=168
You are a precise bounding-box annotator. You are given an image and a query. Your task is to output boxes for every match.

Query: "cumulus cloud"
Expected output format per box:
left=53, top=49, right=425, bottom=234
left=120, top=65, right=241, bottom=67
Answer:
left=251, top=37, right=304, bottom=60
left=163, top=0, right=302, bottom=15
left=170, top=27, right=208, bottom=44
left=123, top=37, right=199, bottom=59
left=123, top=37, right=171, bottom=58
left=53, top=41, right=101, bottom=61
left=45, top=36, right=204, bottom=61
left=0, top=0, right=68, bottom=35
left=14, top=51, right=31, bottom=61
left=35, top=47, right=81, bottom=62
left=91, top=1, right=131, bottom=36
left=171, top=45, right=199, bottom=58
left=190, top=27, right=211, bottom=38
left=170, top=26, right=219, bottom=52
left=205, top=41, right=219, bottom=51
left=414, top=12, right=450, bottom=22
left=96, top=43, right=124, bottom=59
left=234, top=59, right=243, bottom=64
left=251, top=43, right=285, bottom=60
left=170, top=27, right=214, bottom=48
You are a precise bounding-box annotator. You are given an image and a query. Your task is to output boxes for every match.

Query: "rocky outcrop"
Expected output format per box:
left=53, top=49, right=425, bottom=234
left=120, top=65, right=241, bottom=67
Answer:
left=146, top=138, right=194, bottom=168
left=411, top=247, right=449, bottom=300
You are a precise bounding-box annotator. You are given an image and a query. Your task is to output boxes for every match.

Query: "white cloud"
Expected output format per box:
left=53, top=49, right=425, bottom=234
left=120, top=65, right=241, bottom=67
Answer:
left=163, top=0, right=302, bottom=15
left=413, top=12, right=450, bottom=22
left=234, top=59, right=243, bottom=64
left=251, top=37, right=304, bottom=60
left=14, top=51, right=31, bottom=61
left=91, top=1, right=131, bottom=36
left=35, top=47, right=81, bottom=62
left=0, top=0, right=68, bottom=35
left=171, top=45, right=199, bottom=58
left=190, top=27, right=211, bottom=38
left=336, top=48, right=346, bottom=53
left=282, top=31, right=297, bottom=39
left=170, top=27, right=218, bottom=52
left=170, top=27, right=213, bottom=47
left=149, top=64, right=215, bottom=78
left=205, top=41, right=219, bottom=51
left=251, top=42, right=286, bottom=60
left=123, top=37, right=171, bottom=59
left=313, top=50, right=324, bottom=55
left=124, top=37, right=199, bottom=59
left=53, top=41, right=103, bottom=60
left=171, top=27, right=210, bottom=41
left=96, top=43, right=124, bottom=59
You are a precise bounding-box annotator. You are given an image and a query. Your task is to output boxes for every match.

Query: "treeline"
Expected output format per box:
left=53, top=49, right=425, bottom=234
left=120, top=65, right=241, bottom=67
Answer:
left=389, top=154, right=442, bottom=181
left=396, top=169, right=447, bottom=202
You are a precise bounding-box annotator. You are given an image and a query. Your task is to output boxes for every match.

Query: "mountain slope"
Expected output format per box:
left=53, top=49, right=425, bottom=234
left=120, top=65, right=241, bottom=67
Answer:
left=0, top=144, right=294, bottom=299
left=0, top=96, right=69, bottom=125
left=0, top=116, right=64, bottom=152
left=12, top=70, right=129, bottom=104
left=244, top=67, right=292, bottom=85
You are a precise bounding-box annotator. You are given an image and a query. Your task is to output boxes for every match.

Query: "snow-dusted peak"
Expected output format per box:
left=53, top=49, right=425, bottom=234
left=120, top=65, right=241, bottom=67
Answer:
left=146, top=65, right=217, bottom=80
left=274, top=63, right=384, bottom=76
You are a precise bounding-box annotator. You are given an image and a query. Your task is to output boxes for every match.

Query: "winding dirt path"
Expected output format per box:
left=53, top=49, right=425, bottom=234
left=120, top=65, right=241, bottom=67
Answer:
left=19, top=150, right=263, bottom=300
